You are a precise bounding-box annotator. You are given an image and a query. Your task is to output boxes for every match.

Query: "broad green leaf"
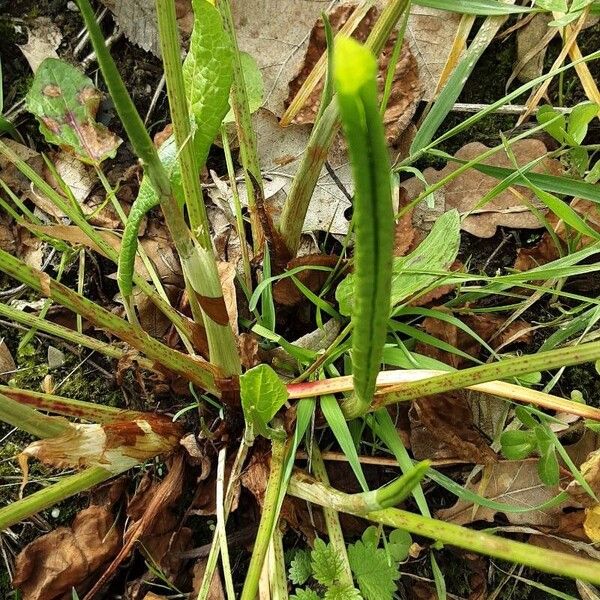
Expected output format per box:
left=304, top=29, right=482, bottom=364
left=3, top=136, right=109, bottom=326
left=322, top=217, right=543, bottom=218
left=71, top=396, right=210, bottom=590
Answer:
left=26, top=58, right=121, bottom=164
left=240, top=364, right=288, bottom=439
left=291, top=590, right=321, bottom=600
left=337, top=209, right=460, bottom=315
left=567, top=102, right=599, bottom=144
left=348, top=539, right=400, bottom=600
left=537, top=105, right=566, bottom=143
left=224, top=52, right=263, bottom=123
left=289, top=550, right=313, bottom=585
left=311, top=539, right=345, bottom=587
left=334, top=37, right=394, bottom=413
left=183, top=0, right=233, bottom=167
left=324, top=584, right=362, bottom=600
left=388, top=529, right=412, bottom=562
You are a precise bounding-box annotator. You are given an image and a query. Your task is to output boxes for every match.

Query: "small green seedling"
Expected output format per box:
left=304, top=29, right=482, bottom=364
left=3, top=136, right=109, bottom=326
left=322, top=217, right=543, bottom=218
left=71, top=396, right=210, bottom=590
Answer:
left=536, top=101, right=598, bottom=176
left=289, top=526, right=411, bottom=600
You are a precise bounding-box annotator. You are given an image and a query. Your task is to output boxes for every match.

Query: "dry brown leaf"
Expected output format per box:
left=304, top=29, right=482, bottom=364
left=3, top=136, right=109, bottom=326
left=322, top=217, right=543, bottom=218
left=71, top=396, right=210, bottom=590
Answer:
left=403, top=5, right=463, bottom=101
left=18, top=17, right=62, bottom=73
left=0, top=139, right=45, bottom=204
left=85, top=454, right=186, bottom=597
left=218, top=261, right=239, bottom=334
left=273, top=254, right=339, bottom=306
left=285, top=5, right=422, bottom=145
left=409, top=391, right=496, bottom=464
left=403, top=140, right=563, bottom=238
left=143, top=593, right=169, bottom=600
left=0, top=213, right=17, bottom=255
left=515, top=198, right=600, bottom=270
left=13, top=505, right=121, bottom=600
left=514, top=14, right=555, bottom=84
left=437, top=459, right=567, bottom=527
left=0, top=340, right=16, bottom=382
left=45, top=151, right=96, bottom=206
left=135, top=284, right=180, bottom=340
left=140, top=221, right=184, bottom=288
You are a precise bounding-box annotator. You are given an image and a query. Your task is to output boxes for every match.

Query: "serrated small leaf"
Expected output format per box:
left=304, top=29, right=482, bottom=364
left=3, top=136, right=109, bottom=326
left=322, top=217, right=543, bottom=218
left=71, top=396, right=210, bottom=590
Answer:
left=324, top=584, right=362, bottom=600
left=311, top=539, right=345, bottom=587
left=240, top=364, right=288, bottom=439
left=224, top=51, right=263, bottom=123
left=337, top=209, right=460, bottom=316
left=348, top=540, right=399, bottom=600
left=26, top=58, right=121, bottom=164
left=289, top=550, right=313, bottom=585
left=291, top=590, right=322, bottom=600
left=183, top=0, right=233, bottom=166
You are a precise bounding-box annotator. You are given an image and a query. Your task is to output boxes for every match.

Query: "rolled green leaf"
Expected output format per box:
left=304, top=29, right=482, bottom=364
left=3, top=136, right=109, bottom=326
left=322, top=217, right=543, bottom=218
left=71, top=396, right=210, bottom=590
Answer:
left=334, top=37, right=394, bottom=416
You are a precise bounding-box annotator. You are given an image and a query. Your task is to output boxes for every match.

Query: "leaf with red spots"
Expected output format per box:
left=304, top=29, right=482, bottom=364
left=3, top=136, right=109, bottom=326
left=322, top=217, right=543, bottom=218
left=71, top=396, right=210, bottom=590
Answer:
left=25, top=58, right=121, bottom=165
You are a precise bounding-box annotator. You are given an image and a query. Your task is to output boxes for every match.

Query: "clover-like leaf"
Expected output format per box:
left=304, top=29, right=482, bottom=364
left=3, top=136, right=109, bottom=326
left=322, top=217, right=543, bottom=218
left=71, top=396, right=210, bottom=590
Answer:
left=26, top=58, right=121, bottom=165
left=240, top=364, right=288, bottom=439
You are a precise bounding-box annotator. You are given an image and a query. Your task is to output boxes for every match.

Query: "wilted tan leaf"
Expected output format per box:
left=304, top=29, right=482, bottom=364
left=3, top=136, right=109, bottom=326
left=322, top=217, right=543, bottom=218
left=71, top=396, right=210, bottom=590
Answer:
left=567, top=448, right=600, bottom=508
left=218, top=261, right=239, bottom=335
left=45, top=151, right=96, bottom=206
left=584, top=505, right=600, bottom=543
left=437, top=459, right=566, bottom=527
left=18, top=17, right=62, bottom=73
left=403, top=140, right=563, bottom=238
left=514, top=13, right=555, bottom=84
left=249, top=108, right=353, bottom=237
left=13, top=505, right=121, bottom=600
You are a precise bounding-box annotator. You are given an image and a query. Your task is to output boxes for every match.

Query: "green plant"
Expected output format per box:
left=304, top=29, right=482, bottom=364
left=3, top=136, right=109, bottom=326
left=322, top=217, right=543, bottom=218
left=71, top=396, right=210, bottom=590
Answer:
left=3, top=0, right=600, bottom=597
left=288, top=527, right=411, bottom=600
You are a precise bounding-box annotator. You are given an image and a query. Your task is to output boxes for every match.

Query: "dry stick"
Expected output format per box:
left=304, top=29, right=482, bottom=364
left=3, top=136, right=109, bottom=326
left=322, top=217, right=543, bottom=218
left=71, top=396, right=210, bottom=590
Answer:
left=517, top=8, right=589, bottom=125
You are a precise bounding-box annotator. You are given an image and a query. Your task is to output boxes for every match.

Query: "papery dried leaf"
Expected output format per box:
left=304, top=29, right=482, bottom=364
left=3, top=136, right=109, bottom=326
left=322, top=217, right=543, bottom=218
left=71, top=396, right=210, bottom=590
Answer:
left=192, top=557, right=226, bottom=599
left=403, top=140, right=563, bottom=238
left=26, top=59, right=122, bottom=165
left=437, top=459, right=567, bottom=527
left=21, top=417, right=182, bottom=474
left=18, top=17, right=62, bottom=73
left=13, top=505, right=121, bottom=600
left=218, top=261, right=239, bottom=334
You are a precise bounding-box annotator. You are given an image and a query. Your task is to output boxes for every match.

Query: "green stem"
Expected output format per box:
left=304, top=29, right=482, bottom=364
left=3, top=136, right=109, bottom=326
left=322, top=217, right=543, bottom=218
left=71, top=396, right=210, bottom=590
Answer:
left=0, top=467, right=112, bottom=531
left=372, top=341, right=600, bottom=411
left=310, top=444, right=353, bottom=587
left=0, top=301, right=152, bottom=368
left=241, top=436, right=286, bottom=600
left=0, top=392, right=71, bottom=439
left=277, top=0, right=411, bottom=256
left=0, top=385, right=143, bottom=424
left=156, top=0, right=240, bottom=377
left=0, top=248, right=219, bottom=393
left=288, top=474, right=600, bottom=585
left=216, top=0, right=265, bottom=252
left=222, top=124, right=253, bottom=291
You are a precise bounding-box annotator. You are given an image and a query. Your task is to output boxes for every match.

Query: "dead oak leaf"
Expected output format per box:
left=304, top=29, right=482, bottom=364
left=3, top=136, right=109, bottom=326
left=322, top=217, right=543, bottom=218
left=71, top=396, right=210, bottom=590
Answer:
left=285, top=4, right=422, bottom=145
left=403, top=140, right=563, bottom=238
left=409, top=391, right=496, bottom=464
left=13, top=505, right=121, bottom=600
left=437, top=459, right=568, bottom=527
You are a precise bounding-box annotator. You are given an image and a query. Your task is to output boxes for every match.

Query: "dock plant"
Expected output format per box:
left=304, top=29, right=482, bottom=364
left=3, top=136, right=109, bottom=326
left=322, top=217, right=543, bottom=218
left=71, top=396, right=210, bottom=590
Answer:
left=1, top=0, right=600, bottom=597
